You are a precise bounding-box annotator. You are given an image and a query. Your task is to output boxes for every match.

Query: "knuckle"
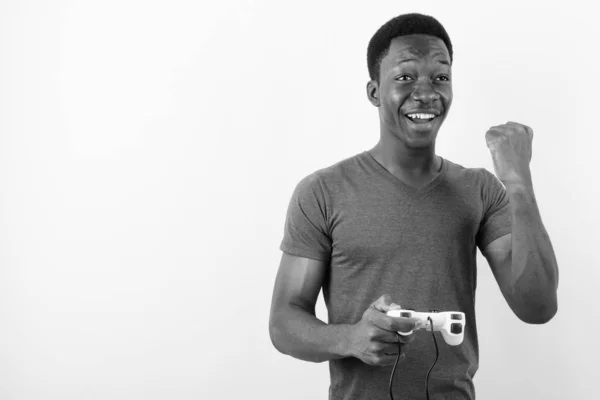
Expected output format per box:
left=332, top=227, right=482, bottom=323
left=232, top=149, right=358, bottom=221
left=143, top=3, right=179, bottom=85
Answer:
left=369, top=343, right=381, bottom=354
left=364, top=353, right=379, bottom=365
left=367, top=326, right=377, bottom=339
left=487, top=129, right=503, bottom=138
left=380, top=294, right=391, bottom=305
left=495, top=134, right=508, bottom=143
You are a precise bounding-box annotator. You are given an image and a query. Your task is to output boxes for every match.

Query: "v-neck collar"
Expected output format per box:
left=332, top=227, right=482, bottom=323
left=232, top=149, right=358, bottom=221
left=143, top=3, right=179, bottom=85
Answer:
left=361, top=150, right=448, bottom=199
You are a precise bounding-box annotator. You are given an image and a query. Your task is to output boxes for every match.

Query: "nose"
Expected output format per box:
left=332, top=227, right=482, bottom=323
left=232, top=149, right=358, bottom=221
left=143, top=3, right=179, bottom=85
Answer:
left=411, top=79, right=440, bottom=103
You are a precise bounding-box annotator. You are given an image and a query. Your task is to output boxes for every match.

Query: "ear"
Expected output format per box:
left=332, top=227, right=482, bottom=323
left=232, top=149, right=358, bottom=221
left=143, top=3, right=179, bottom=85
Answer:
left=366, top=80, right=380, bottom=107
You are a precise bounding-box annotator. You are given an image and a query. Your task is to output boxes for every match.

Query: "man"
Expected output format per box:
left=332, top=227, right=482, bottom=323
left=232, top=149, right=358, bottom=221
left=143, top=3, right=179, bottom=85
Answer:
left=269, top=12, right=559, bottom=400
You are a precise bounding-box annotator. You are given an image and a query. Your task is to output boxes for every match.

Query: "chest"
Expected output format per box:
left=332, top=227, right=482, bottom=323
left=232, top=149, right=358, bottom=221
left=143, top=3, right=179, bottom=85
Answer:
left=328, top=191, right=482, bottom=264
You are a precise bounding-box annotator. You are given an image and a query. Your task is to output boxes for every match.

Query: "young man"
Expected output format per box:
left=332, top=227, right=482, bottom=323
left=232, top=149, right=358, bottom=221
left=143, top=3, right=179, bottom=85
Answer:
left=269, top=13, right=559, bottom=400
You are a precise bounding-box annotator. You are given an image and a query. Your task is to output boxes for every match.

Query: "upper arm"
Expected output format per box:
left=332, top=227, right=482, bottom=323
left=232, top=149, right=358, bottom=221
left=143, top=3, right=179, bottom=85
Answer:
left=269, top=252, right=327, bottom=320
left=271, top=173, right=330, bottom=330
left=482, top=233, right=514, bottom=301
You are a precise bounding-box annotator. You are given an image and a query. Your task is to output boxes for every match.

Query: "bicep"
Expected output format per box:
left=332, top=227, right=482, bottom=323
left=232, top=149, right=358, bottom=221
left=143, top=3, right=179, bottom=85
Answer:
left=270, top=252, right=327, bottom=316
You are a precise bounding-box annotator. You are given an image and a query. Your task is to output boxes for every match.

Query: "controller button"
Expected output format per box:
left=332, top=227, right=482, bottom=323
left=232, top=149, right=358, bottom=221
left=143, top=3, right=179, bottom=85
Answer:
left=450, top=323, right=463, bottom=334
left=401, top=312, right=411, bottom=318
left=451, top=314, right=463, bottom=320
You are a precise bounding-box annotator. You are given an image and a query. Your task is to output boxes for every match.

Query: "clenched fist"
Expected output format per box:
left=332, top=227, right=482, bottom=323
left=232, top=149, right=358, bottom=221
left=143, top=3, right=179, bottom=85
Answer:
left=485, top=121, right=533, bottom=186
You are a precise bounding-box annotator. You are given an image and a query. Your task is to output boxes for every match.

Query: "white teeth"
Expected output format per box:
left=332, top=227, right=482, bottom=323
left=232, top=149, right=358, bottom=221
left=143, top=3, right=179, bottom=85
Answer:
left=407, top=113, right=436, bottom=120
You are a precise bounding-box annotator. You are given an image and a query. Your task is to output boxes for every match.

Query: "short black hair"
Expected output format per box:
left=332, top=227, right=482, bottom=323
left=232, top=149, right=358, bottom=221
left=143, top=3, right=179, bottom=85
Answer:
left=367, top=13, right=453, bottom=82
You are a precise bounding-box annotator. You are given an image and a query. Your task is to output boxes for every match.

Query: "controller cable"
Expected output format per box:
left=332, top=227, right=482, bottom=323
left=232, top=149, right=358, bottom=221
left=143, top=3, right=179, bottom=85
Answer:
left=389, top=317, right=439, bottom=400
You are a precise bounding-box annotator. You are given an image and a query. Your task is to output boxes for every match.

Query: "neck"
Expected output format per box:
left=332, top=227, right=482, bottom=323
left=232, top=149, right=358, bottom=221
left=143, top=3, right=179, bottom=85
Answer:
left=369, top=137, right=440, bottom=176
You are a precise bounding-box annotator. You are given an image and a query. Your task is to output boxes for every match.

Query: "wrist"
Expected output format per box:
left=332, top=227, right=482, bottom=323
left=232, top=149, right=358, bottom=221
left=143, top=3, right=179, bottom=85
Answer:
left=334, top=323, right=357, bottom=359
left=500, top=171, right=533, bottom=193
left=504, top=182, right=538, bottom=213
left=504, top=181, right=533, bottom=194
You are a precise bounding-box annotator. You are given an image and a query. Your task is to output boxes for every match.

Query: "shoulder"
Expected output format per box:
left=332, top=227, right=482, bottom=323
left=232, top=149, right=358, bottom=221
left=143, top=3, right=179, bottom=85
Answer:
left=317, top=151, right=366, bottom=179
left=294, top=151, right=366, bottom=191
left=443, top=157, right=500, bottom=188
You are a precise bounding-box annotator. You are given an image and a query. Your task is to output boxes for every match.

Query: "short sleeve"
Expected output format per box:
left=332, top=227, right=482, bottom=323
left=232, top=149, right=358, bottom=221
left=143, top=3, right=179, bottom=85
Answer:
left=279, top=173, right=332, bottom=262
left=476, top=169, right=512, bottom=250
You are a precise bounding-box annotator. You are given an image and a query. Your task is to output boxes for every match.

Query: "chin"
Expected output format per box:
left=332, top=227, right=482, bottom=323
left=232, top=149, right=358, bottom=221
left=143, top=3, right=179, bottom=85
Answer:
left=398, top=127, right=439, bottom=148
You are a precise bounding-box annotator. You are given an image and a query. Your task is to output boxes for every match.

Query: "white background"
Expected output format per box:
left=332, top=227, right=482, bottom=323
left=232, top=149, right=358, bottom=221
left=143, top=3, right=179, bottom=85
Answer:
left=1, top=0, right=598, bottom=399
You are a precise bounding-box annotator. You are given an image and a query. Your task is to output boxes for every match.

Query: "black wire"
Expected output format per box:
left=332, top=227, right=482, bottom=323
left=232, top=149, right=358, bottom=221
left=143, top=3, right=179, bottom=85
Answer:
left=389, top=318, right=441, bottom=400
left=425, top=317, right=440, bottom=400
left=389, top=333, right=402, bottom=400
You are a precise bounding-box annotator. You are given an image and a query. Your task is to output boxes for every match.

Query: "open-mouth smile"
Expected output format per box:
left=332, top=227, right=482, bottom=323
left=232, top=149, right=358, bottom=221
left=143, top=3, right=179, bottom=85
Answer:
left=404, top=112, right=438, bottom=124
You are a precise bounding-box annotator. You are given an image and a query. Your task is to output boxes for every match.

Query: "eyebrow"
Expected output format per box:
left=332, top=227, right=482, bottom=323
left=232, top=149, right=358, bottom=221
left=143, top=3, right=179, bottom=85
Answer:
left=395, top=49, right=450, bottom=66
left=396, top=58, right=450, bottom=66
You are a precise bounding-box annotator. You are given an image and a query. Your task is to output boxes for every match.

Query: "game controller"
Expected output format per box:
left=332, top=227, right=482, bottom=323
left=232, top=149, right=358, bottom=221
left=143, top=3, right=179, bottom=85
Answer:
left=386, top=309, right=466, bottom=346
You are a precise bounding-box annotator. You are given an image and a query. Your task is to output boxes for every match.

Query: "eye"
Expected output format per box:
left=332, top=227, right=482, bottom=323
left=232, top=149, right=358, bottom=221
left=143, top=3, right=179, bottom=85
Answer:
left=436, top=75, right=450, bottom=82
left=395, top=75, right=413, bottom=81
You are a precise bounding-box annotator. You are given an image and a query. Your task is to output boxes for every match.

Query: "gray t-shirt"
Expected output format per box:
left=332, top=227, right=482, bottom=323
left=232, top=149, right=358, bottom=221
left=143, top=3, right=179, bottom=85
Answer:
left=279, top=150, right=512, bottom=400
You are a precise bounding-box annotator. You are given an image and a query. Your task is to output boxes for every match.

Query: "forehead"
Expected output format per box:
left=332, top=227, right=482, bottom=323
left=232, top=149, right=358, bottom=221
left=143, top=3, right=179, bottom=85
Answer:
left=385, top=34, right=449, bottom=62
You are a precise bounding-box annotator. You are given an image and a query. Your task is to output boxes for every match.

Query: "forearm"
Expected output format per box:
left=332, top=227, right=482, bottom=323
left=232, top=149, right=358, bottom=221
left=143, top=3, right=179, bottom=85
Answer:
left=506, top=182, right=559, bottom=321
left=269, top=303, right=353, bottom=363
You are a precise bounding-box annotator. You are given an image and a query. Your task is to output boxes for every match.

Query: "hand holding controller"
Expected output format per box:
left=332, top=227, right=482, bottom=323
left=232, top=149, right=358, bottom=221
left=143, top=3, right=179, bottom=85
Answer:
left=386, top=309, right=466, bottom=346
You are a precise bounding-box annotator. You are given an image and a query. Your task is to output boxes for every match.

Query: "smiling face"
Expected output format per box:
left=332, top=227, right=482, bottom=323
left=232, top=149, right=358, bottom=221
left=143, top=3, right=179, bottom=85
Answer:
left=367, top=34, right=453, bottom=149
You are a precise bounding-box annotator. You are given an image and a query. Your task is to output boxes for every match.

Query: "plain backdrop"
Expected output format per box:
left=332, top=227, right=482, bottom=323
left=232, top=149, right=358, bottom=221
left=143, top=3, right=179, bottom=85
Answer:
left=1, top=0, right=598, bottom=399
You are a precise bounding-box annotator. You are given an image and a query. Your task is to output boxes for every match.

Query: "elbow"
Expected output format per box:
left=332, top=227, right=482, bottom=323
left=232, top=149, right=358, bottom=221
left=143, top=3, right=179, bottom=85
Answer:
left=269, top=314, right=288, bottom=355
left=517, top=308, right=556, bottom=324
left=509, top=273, right=558, bottom=324
left=514, top=297, right=558, bottom=325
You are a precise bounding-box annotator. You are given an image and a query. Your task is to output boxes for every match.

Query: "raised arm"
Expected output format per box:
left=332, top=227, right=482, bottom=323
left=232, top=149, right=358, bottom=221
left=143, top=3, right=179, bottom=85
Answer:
left=482, top=121, right=559, bottom=324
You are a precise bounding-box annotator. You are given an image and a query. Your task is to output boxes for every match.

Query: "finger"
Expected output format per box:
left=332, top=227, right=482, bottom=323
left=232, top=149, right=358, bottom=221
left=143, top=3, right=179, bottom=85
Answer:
left=380, top=339, right=402, bottom=353
left=387, top=337, right=413, bottom=347
left=488, top=124, right=507, bottom=132
left=378, top=329, right=415, bottom=344
left=506, top=120, right=528, bottom=127
left=384, top=335, right=411, bottom=352
left=371, top=339, right=408, bottom=366
left=506, top=121, right=532, bottom=134
left=485, top=128, right=504, bottom=142
left=370, top=294, right=400, bottom=313
left=506, top=121, right=527, bottom=129
left=395, top=331, right=415, bottom=344
left=370, top=314, right=417, bottom=337
left=388, top=316, right=419, bottom=333
left=369, top=294, right=391, bottom=310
